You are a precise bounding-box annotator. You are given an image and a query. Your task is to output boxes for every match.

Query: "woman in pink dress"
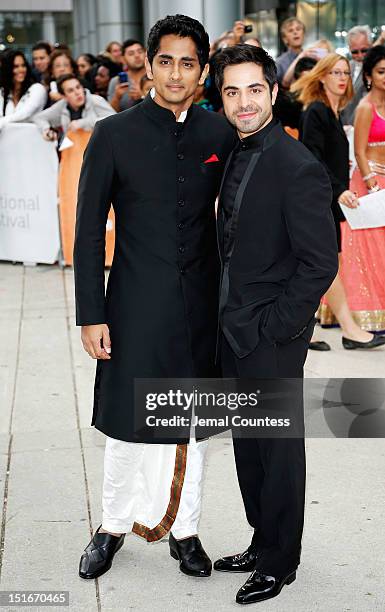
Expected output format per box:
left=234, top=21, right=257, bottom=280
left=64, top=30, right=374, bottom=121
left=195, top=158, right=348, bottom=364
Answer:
left=341, top=45, right=385, bottom=332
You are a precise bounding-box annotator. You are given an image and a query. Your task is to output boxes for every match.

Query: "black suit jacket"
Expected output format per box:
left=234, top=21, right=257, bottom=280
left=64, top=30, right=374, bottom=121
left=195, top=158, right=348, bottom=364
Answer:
left=217, top=121, right=339, bottom=359
left=73, top=95, right=236, bottom=442
left=299, top=101, right=349, bottom=222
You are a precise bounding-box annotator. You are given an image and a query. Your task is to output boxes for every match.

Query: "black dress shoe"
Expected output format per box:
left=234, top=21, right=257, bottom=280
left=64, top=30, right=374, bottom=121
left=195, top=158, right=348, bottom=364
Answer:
left=214, top=544, right=259, bottom=573
left=79, top=525, right=125, bottom=579
left=169, top=533, right=212, bottom=577
left=309, top=340, right=331, bottom=351
left=342, top=334, right=385, bottom=350
left=236, top=569, right=296, bottom=605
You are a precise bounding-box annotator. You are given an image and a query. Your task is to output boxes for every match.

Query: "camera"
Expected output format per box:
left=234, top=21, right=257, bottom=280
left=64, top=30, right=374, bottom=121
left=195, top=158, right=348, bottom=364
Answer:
left=244, top=25, right=253, bottom=34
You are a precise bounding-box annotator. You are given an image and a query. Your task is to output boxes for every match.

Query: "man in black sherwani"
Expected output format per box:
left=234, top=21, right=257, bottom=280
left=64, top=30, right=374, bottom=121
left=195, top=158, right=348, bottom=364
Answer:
left=212, top=46, right=339, bottom=604
left=73, top=15, right=235, bottom=581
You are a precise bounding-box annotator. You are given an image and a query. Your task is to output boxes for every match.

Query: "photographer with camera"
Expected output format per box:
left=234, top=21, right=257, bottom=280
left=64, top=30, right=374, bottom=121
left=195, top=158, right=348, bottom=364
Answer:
left=211, top=20, right=258, bottom=53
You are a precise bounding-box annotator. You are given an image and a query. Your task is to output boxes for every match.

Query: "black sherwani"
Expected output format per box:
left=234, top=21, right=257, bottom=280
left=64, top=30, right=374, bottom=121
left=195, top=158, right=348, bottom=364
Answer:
left=73, top=95, right=235, bottom=443
left=217, top=119, right=338, bottom=575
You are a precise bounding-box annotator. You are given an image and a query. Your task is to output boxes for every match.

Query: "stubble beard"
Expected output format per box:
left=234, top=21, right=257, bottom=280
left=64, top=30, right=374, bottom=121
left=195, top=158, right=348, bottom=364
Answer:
left=230, top=105, right=270, bottom=135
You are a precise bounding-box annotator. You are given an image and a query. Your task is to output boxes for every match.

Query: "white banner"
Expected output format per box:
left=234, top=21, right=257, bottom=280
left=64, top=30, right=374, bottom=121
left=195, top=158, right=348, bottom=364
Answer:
left=0, top=123, right=60, bottom=264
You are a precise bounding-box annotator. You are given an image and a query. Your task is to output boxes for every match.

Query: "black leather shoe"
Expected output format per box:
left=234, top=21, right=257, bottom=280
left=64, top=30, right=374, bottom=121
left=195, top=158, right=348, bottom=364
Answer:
left=309, top=341, right=331, bottom=351
left=79, top=525, right=125, bottom=579
left=169, top=533, right=212, bottom=577
left=214, top=544, right=260, bottom=573
left=236, top=569, right=296, bottom=605
left=342, top=334, right=385, bottom=350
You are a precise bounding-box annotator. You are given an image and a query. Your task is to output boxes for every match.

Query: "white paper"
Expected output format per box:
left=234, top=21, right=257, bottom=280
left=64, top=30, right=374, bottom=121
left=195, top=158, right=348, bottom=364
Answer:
left=59, top=135, right=74, bottom=151
left=341, top=189, right=385, bottom=230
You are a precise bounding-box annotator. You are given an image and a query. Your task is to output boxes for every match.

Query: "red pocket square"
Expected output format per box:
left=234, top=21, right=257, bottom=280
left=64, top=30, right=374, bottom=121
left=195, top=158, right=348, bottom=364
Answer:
left=204, top=154, right=219, bottom=164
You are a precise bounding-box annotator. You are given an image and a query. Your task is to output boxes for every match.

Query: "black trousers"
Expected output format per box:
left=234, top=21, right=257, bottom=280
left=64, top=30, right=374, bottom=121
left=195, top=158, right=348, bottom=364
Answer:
left=221, top=332, right=308, bottom=575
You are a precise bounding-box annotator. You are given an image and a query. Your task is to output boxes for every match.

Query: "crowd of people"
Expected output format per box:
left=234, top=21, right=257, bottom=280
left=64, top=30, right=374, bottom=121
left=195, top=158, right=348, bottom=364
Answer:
left=1, top=17, right=385, bottom=345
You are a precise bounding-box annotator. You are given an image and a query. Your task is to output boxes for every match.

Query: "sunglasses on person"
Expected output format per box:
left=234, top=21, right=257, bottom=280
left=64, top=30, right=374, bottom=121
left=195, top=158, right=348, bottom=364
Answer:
left=351, top=48, right=369, bottom=55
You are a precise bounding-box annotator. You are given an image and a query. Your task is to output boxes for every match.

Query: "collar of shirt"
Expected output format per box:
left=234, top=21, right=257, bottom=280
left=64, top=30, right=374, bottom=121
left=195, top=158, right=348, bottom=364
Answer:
left=142, top=91, right=193, bottom=125
left=238, top=117, right=278, bottom=151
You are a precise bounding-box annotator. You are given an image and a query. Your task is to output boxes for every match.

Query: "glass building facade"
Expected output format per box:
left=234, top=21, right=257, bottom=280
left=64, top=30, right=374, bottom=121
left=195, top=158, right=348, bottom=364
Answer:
left=0, top=1, right=384, bottom=60
left=0, top=10, right=73, bottom=61
left=244, top=1, right=385, bottom=58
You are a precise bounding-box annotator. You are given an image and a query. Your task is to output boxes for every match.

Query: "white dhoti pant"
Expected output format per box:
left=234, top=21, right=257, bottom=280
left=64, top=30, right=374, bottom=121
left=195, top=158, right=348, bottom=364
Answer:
left=102, top=437, right=208, bottom=541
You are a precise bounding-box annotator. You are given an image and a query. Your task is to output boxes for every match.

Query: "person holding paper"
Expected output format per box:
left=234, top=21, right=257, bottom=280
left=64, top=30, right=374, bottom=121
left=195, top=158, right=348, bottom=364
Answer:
left=340, top=45, right=385, bottom=334
left=297, top=53, right=385, bottom=349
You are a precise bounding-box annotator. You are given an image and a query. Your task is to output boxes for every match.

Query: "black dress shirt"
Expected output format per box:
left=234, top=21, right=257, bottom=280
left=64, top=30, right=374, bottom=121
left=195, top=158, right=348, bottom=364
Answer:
left=222, top=118, right=278, bottom=221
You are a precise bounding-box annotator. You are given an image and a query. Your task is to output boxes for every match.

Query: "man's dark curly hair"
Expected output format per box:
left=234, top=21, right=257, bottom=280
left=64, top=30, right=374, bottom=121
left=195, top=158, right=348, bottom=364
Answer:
left=146, top=14, right=210, bottom=72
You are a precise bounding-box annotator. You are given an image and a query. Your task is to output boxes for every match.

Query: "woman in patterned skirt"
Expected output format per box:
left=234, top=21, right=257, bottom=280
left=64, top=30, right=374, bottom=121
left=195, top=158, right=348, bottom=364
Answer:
left=340, top=45, right=385, bottom=334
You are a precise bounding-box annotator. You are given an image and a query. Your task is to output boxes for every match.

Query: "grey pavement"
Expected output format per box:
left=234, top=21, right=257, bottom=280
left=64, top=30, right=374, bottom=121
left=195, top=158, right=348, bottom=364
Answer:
left=0, top=261, right=384, bottom=612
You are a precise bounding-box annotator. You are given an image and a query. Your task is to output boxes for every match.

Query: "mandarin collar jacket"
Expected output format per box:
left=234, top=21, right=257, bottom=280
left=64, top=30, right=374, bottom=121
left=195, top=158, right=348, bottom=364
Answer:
left=73, top=94, right=236, bottom=443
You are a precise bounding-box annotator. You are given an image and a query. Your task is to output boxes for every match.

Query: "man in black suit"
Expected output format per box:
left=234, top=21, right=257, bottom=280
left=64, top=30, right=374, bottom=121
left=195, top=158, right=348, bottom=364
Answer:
left=74, top=15, right=235, bottom=581
left=212, top=45, right=338, bottom=604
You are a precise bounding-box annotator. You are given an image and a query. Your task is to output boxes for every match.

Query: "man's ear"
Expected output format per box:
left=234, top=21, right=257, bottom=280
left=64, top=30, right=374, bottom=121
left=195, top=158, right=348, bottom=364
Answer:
left=271, top=82, right=279, bottom=106
left=145, top=55, right=154, bottom=80
left=198, top=63, right=210, bottom=86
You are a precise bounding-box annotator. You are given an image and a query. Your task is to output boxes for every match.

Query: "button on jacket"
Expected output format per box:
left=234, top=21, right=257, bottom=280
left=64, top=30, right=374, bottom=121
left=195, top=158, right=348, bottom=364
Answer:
left=73, top=94, right=236, bottom=442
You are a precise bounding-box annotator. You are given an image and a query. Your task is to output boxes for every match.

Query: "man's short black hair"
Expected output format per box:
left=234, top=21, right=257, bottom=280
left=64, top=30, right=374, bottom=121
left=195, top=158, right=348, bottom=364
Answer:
left=32, top=41, right=52, bottom=55
left=147, top=14, right=210, bottom=72
left=213, top=44, right=277, bottom=93
left=122, top=39, right=144, bottom=53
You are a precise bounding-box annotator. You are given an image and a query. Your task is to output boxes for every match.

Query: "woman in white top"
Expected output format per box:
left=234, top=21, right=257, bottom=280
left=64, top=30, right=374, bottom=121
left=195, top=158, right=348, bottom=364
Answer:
left=0, top=49, right=47, bottom=130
